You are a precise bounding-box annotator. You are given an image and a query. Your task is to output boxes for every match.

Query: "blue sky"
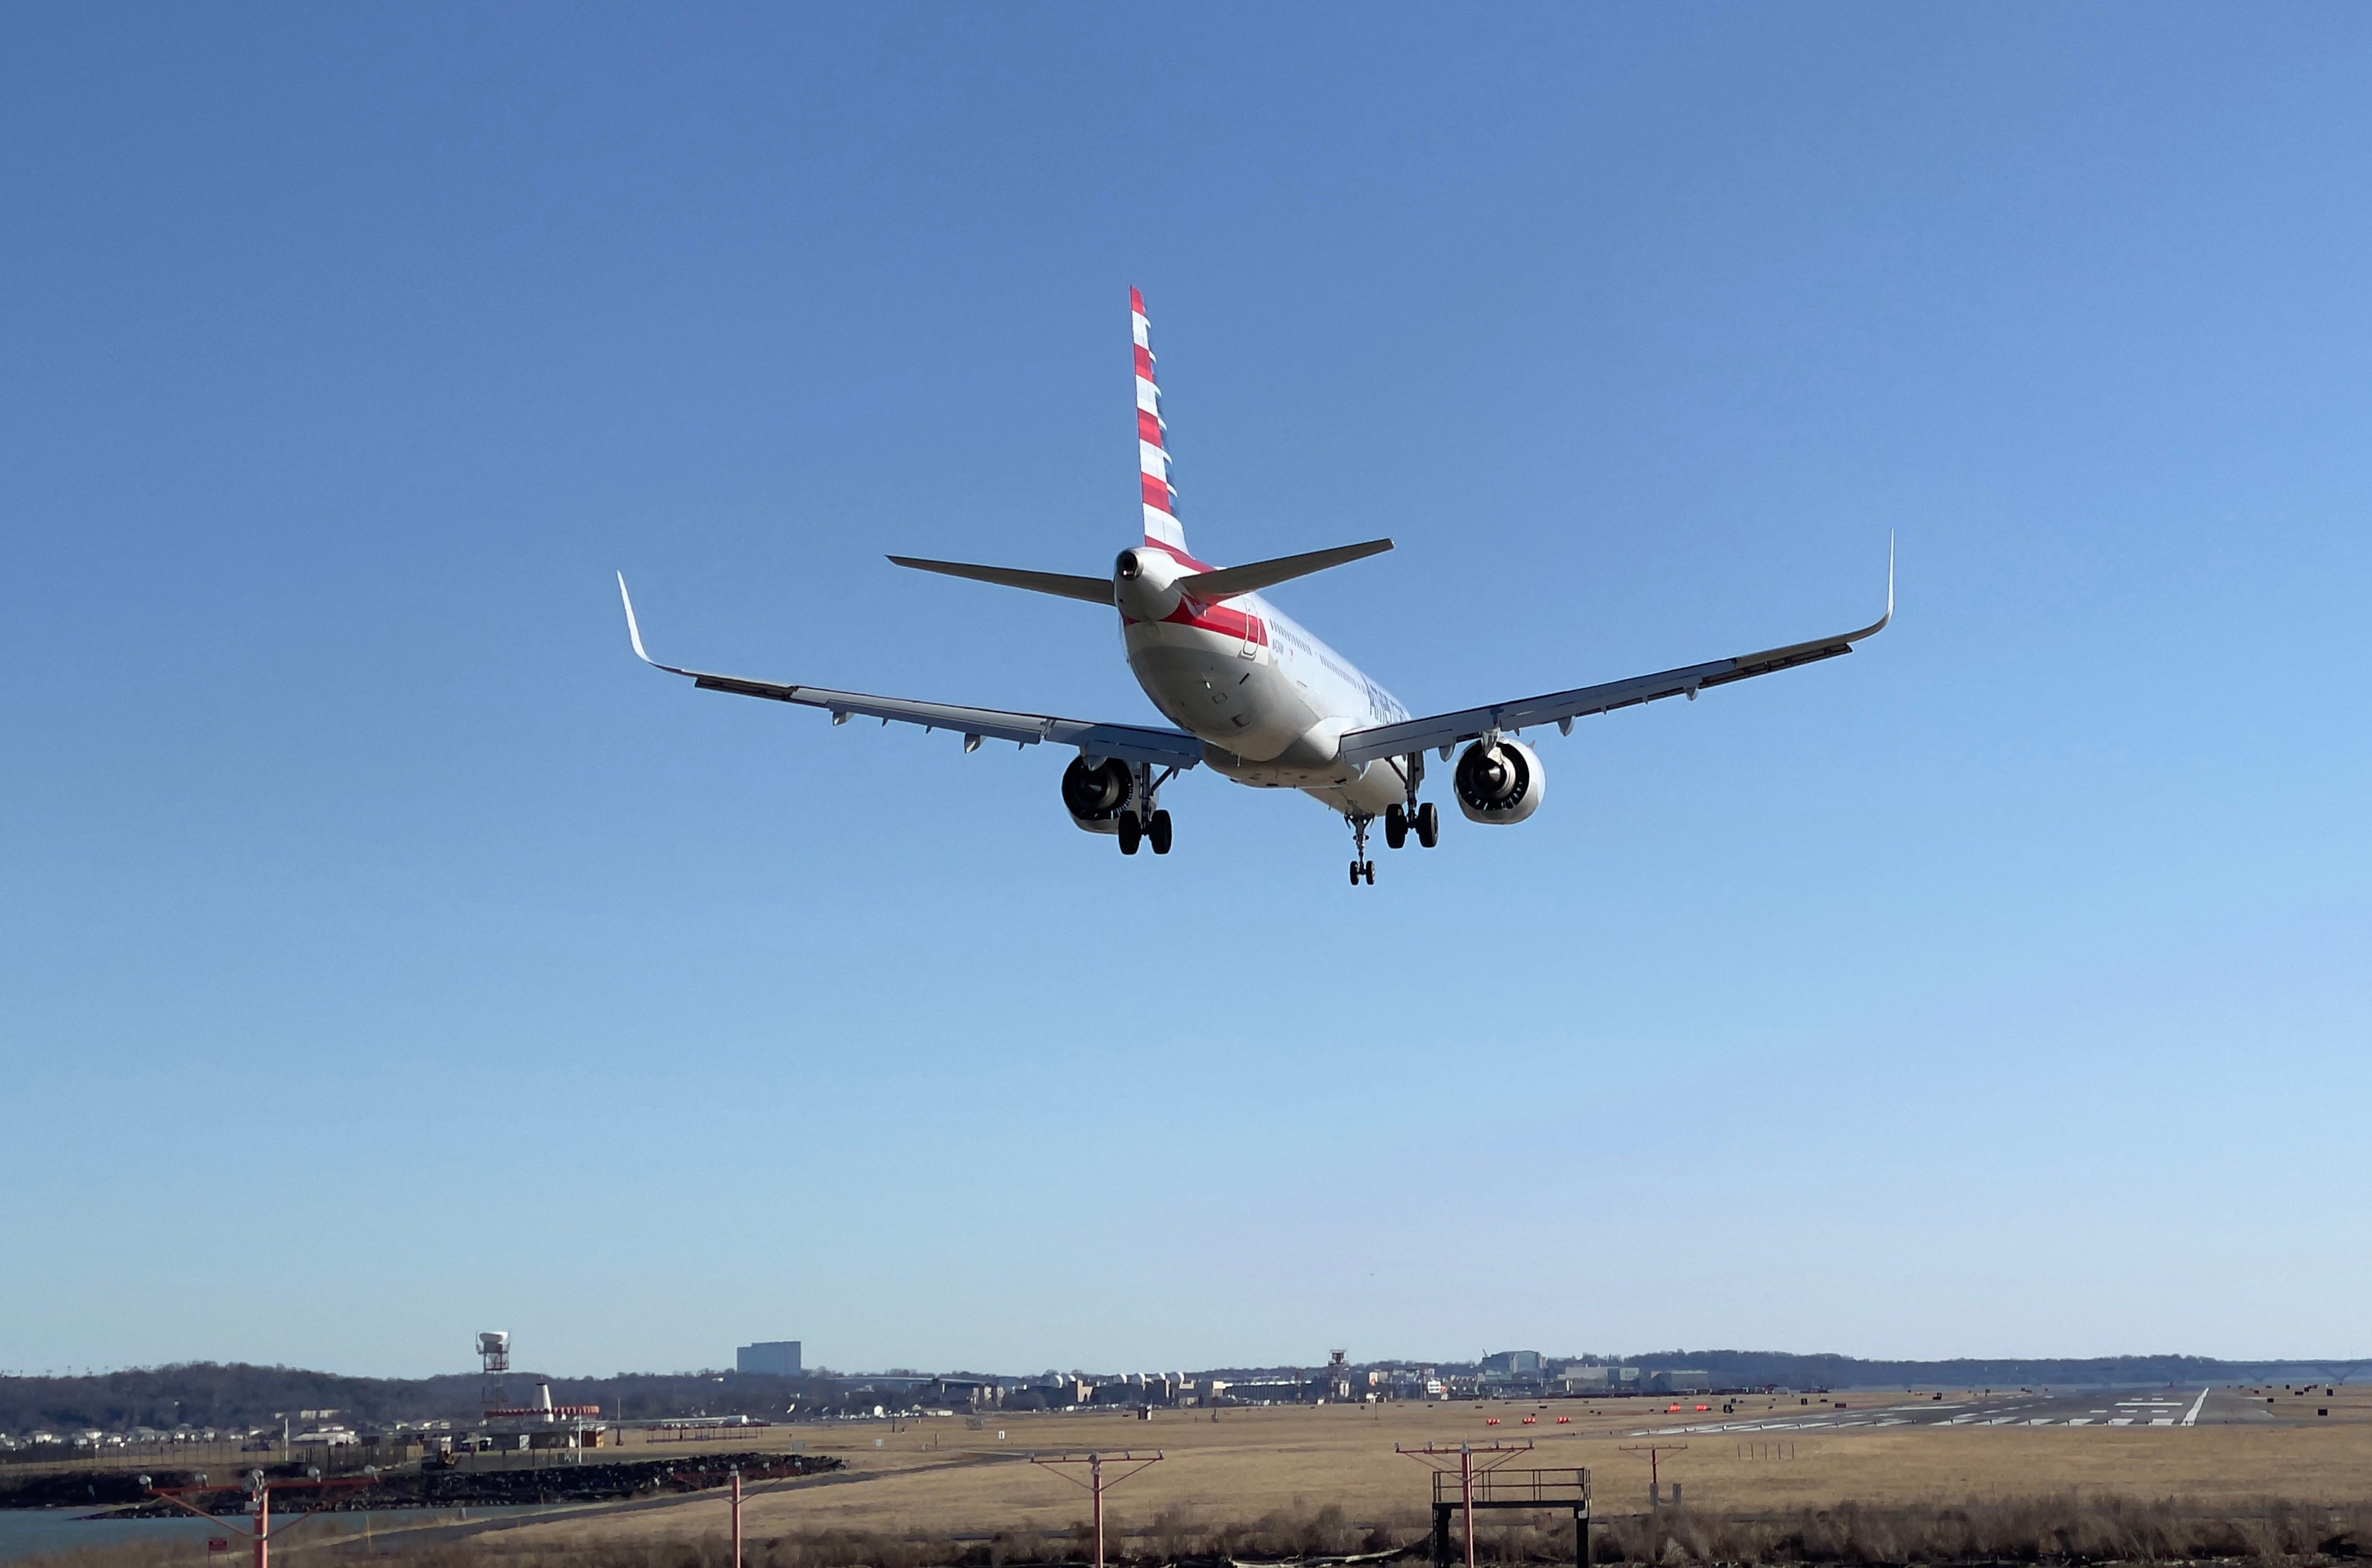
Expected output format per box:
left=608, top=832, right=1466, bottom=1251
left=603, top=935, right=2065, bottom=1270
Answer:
left=3, top=5, right=2368, bottom=1380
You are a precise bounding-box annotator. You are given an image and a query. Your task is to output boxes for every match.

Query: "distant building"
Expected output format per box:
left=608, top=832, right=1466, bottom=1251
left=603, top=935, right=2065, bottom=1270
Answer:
left=1480, top=1350, right=1544, bottom=1376
left=737, top=1341, right=804, bottom=1376
left=1645, top=1369, right=1711, bottom=1392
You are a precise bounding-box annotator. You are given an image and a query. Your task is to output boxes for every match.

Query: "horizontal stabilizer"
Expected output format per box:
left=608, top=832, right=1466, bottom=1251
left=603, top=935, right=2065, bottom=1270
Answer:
left=1181, top=538, right=1393, bottom=599
left=888, top=556, right=1114, bottom=605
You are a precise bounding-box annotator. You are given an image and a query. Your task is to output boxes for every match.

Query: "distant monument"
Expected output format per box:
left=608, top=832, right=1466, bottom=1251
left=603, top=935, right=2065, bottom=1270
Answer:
left=736, top=1340, right=802, bottom=1376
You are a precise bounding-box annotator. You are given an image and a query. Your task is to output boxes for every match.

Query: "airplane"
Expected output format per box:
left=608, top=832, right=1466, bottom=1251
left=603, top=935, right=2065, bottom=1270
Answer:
left=618, top=288, right=1891, bottom=886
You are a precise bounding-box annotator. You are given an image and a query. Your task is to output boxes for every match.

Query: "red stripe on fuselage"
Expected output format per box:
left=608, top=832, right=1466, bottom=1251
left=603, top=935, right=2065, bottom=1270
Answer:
left=1121, top=595, right=1266, bottom=644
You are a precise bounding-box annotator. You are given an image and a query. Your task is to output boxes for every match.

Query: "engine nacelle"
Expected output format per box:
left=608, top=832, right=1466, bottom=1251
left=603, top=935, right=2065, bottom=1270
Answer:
left=1061, top=756, right=1135, bottom=834
left=1453, top=738, right=1545, bottom=825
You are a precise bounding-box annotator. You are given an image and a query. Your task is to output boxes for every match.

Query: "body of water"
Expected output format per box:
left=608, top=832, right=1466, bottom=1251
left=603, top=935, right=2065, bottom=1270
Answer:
left=0, top=1506, right=556, bottom=1564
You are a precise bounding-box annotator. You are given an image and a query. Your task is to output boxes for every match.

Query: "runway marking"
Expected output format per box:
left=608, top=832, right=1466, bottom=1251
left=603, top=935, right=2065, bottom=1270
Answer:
left=1875, top=1418, right=1909, bottom=1426
left=2182, top=1387, right=2210, bottom=1427
left=2109, top=1418, right=2133, bottom=1426
left=2150, top=1418, right=2175, bottom=1426
left=2066, top=1418, right=2093, bottom=1426
left=2026, top=1419, right=2053, bottom=1426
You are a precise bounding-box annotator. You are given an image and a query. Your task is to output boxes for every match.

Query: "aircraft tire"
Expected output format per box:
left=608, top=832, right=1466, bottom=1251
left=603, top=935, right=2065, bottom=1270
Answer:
left=1416, top=802, right=1439, bottom=848
left=1384, top=803, right=1407, bottom=849
left=1149, top=810, right=1173, bottom=855
left=1118, top=810, right=1142, bottom=855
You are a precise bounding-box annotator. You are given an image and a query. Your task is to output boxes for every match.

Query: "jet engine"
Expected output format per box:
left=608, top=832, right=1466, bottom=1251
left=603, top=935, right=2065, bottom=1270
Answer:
left=1452, top=738, right=1545, bottom=825
left=1061, top=756, right=1134, bottom=834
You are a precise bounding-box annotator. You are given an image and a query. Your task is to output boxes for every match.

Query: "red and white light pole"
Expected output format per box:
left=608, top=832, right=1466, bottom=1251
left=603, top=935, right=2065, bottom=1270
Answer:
left=142, top=1466, right=378, bottom=1568
left=1396, top=1441, right=1534, bottom=1568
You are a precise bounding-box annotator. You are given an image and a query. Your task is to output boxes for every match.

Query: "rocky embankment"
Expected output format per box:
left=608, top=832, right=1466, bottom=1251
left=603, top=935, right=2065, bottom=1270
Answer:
left=0, top=1452, right=842, bottom=1515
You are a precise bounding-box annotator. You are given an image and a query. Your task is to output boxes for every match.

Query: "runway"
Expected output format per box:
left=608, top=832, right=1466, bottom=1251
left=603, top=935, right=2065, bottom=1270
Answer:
left=1616, top=1384, right=2299, bottom=1437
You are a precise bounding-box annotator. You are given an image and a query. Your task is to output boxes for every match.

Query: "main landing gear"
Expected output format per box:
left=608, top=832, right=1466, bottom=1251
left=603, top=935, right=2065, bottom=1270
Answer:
left=1384, top=801, right=1439, bottom=850
left=1118, top=808, right=1173, bottom=856
left=1115, top=762, right=1179, bottom=857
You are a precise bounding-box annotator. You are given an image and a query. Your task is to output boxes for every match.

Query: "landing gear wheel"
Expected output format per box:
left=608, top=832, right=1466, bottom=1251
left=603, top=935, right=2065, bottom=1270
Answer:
left=1117, top=810, right=1142, bottom=856
left=1148, top=810, right=1173, bottom=856
left=1384, top=803, right=1407, bottom=849
left=1344, top=812, right=1378, bottom=885
left=1415, top=801, right=1439, bottom=848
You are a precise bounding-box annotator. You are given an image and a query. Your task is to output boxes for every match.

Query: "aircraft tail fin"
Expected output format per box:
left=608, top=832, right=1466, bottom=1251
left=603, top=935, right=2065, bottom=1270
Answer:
left=1131, top=287, right=1189, bottom=554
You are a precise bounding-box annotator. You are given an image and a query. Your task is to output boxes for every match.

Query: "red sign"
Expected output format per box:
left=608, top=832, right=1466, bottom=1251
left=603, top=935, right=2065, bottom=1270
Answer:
left=207, top=1540, right=231, bottom=1553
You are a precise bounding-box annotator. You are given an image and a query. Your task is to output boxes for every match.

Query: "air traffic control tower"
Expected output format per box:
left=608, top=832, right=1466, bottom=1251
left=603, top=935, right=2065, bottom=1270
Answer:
left=736, top=1341, right=802, bottom=1376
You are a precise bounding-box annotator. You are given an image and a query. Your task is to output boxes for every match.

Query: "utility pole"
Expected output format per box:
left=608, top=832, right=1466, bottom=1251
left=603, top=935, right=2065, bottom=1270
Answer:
left=1028, top=1451, right=1163, bottom=1568
left=730, top=1468, right=743, bottom=1568
left=1618, top=1443, right=1687, bottom=1510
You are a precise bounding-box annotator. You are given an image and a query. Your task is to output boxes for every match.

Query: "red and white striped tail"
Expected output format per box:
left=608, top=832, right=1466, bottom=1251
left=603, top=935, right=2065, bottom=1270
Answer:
left=1131, top=287, right=1187, bottom=553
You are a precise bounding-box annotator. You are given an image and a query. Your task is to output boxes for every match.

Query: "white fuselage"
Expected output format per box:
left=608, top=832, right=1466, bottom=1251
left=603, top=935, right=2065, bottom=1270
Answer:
left=1115, top=545, right=1415, bottom=815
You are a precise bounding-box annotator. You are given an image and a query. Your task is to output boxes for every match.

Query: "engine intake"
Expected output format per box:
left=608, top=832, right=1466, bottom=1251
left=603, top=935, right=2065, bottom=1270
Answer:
left=1061, top=756, right=1135, bottom=834
left=1453, top=738, right=1545, bottom=825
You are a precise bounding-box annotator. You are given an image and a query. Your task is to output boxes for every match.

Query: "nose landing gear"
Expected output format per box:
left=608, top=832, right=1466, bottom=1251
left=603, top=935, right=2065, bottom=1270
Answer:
left=1346, top=812, right=1377, bottom=885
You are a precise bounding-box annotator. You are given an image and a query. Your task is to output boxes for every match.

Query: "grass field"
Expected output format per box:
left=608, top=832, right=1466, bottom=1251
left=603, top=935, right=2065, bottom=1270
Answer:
left=15, top=1388, right=2368, bottom=1567
left=482, top=1385, right=2372, bottom=1552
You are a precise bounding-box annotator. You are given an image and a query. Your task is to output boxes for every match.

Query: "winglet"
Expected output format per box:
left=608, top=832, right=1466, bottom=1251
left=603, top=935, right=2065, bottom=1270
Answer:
left=617, top=571, right=656, bottom=665
left=1840, top=533, right=1895, bottom=644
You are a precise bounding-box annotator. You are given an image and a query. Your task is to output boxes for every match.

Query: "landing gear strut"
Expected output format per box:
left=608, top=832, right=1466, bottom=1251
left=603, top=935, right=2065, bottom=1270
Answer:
left=1346, top=813, right=1376, bottom=886
left=1387, top=753, right=1440, bottom=851
left=1116, top=763, right=1178, bottom=857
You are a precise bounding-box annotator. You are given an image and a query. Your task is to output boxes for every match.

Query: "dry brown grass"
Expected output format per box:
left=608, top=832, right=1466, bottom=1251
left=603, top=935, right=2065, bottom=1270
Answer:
left=16, top=1495, right=2372, bottom=1568
left=470, top=1389, right=2372, bottom=1551
left=18, top=1391, right=2371, bottom=1568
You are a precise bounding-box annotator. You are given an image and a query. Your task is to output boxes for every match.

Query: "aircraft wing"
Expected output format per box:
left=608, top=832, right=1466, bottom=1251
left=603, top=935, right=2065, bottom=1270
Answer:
left=1338, top=546, right=1892, bottom=767
left=618, top=575, right=1202, bottom=768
